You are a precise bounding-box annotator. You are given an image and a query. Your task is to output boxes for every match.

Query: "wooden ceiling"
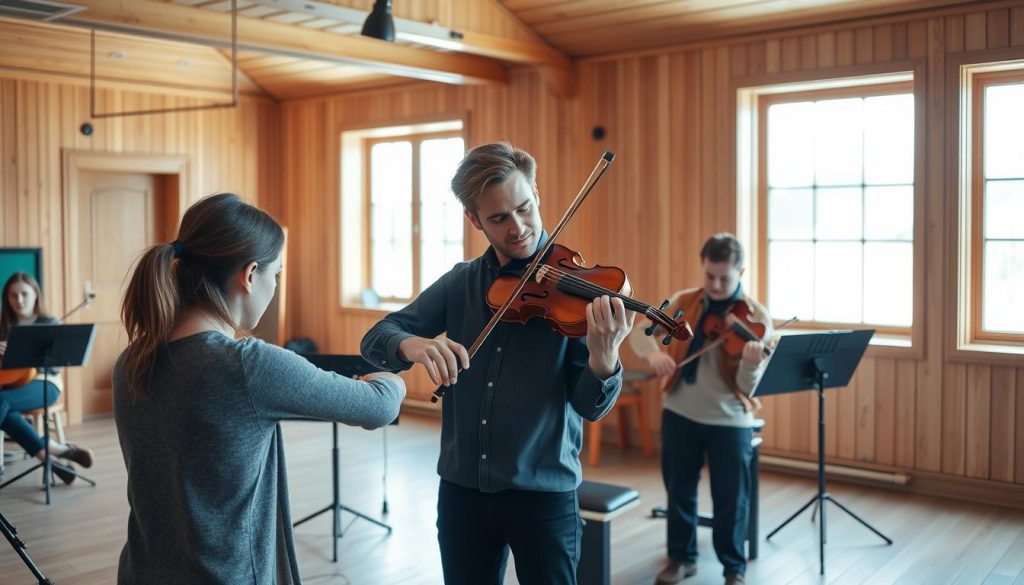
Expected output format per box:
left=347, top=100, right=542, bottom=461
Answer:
left=499, top=0, right=988, bottom=56
left=0, top=0, right=1007, bottom=101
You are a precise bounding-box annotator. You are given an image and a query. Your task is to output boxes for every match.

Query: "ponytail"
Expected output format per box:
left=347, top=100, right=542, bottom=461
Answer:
left=120, top=244, right=180, bottom=397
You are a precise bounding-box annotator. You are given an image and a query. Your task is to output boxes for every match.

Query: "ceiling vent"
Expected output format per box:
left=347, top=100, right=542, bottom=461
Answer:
left=0, top=0, right=84, bottom=21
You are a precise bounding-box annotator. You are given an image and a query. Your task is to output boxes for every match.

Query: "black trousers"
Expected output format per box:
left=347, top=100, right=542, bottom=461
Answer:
left=437, top=479, right=582, bottom=585
left=661, top=410, right=753, bottom=576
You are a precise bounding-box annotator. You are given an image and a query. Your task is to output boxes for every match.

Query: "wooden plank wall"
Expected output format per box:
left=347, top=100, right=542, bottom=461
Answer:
left=280, top=2, right=1024, bottom=497
left=0, top=79, right=281, bottom=422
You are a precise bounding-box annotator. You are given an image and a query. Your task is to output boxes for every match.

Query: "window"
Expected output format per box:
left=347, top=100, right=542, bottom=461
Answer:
left=365, top=132, right=465, bottom=304
left=757, top=82, right=915, bottom=334
left=967, top=68, right=1024, bottom=344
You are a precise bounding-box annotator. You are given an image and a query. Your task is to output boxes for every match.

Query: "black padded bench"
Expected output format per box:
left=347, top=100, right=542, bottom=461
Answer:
left=577, top=480, right=640, bottom=585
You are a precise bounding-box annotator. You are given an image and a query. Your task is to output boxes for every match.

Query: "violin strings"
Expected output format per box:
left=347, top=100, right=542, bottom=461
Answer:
left=535, top=265, right=677, bottom=326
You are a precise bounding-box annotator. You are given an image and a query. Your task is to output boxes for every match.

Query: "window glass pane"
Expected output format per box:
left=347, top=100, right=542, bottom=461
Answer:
left=768, top=188, right=813, bottom=239
left=814, top=98, right=863, bottom=186
left=768, top=241, right=814, bottom=321
left=419, top=137, right=465, bottom=293
left=815, top=187, right=862, bottom=240
left=982, top=241, right=1024, bottom=334
left=370, top=141, right=412, bottom=205
left=768, top=102, right=814, bottom=188
left=369, top=141, right=412, bottom=299
left=864, top=94, right=914, bottom=185
left=984, top=180, right=1024, bottom=239
left=984, top=84, right=1024, bottom=180
left=814, top=242, right=862, bottom=323
left=864, top=185, right=913, bottom=240
left=372, top=240, right=412, bottom=299
left=863, top=242, right=913, bottom=326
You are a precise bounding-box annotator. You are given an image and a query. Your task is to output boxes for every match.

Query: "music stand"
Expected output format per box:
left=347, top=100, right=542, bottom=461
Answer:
left=0, top=324, right=97, bottom=502
left=758, top=330, right=891, bottom=575
left=292, top=354, right=393, bottom=562
left=0, top=324, right=95, bottom=585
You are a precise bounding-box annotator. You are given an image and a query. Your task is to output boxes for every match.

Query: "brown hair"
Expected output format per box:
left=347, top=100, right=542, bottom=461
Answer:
left=700, top=233, right=744, bottom=268
left=450, top=141, right=537, bottom=210
left=1, top=272, right=49, bottom=339
left=120, top=193, right=284, bottom=396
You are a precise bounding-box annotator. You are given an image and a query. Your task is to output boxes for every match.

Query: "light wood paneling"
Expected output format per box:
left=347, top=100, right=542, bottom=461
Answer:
left=0, top=78, right=280, bottom=422
left=278, top=2, right=1024, bottom=498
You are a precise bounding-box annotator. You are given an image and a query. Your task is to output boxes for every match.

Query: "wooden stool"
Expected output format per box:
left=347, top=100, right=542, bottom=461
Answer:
left=25, top=400, right=67, bottom=445
left=587, top=370, right=654, bottom=466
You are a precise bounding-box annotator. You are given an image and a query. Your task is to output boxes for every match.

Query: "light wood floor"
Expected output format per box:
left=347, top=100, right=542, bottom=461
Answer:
left=1, top=413, right=1023, bottom=585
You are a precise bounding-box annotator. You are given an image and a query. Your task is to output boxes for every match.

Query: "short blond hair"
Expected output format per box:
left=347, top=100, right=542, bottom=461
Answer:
left=450, top=141, right=537, bottom=210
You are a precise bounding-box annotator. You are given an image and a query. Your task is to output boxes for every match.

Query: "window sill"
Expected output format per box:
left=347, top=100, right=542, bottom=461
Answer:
left=338, top=304, right=405, bottom=318
left=948, top=341, right=1024, bottom=366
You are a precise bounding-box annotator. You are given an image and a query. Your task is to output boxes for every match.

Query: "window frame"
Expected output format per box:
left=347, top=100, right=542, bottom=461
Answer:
left=755, top=80, right=917, bottom=340
left=966, top=67, right=1024, bottom=348
left=362, top=130, right=465, bottom=305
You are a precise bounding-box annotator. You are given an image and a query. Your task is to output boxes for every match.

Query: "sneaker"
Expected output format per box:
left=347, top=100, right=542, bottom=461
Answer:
left=724, top=573, right=746, bottom=585
left=50, top=462, right=76, bottom=485
left=60, top=443, right=93, bottom=468
left=655, top=561, right=697, bottom=584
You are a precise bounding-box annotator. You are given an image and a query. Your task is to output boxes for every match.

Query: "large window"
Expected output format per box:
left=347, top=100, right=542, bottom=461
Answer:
left=968, top=69, right=1024, bottom=344
left=758, top=82, right=915, bottom=333
left=365, top=132, right=465, bottom=303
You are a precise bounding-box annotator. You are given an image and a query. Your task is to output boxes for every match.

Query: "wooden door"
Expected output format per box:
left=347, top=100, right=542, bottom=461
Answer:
left=72, top=171, right=174, bottom=416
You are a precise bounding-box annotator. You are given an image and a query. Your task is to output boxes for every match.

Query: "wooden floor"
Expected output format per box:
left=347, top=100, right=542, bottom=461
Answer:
left=1, top=413, right=1023, bottom=585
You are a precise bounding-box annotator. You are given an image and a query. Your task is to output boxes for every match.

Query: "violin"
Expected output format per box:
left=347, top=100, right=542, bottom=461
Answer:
left=487, top=243, right=693, bottom=342
left=701, top=300, right=770, bottom=359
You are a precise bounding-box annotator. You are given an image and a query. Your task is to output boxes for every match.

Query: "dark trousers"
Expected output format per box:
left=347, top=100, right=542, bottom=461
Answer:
left=437, top=479, right=582, bottom=585
left=661, top=410, right=752, bottom=576
left=0, top=381, right=60, bottom=456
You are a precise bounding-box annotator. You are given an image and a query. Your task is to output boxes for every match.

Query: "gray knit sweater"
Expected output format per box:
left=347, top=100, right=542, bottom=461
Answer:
left=112, top=332, right=404, bottom=584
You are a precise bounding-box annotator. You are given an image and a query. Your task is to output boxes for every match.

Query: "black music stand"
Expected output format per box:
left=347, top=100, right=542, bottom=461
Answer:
left=292, top=354, right=393, bottom=562
left=759, top=330, right=891, bottom=575
left=0, top=324, right=97, bottom=503
left=0, top=324, right=95, bottom=585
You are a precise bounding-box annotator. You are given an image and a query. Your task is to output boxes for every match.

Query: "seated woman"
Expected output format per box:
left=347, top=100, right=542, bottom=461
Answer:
left=0, top=272, right=94, bottom=485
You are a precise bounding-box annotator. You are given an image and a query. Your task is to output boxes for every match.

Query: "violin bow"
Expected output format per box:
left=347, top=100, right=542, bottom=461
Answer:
left=431, top=151, right=616, bottom=402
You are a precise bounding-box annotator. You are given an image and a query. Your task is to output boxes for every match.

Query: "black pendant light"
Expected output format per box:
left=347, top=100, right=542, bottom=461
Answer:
left=361, top=0, right=395, bottom=42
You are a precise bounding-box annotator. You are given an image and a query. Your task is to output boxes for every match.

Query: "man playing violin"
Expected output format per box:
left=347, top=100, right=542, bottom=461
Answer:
left=628, top=233, right=771, bottom=585
left=361, top=141, right=635, bottom=585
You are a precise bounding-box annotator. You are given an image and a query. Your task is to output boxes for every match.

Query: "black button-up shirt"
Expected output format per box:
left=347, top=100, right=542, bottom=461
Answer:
left=360, top=237, right=623, bottom=493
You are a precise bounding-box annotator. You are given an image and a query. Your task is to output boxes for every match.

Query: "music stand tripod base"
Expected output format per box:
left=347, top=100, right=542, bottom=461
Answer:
left=292, top=421, right=392, bottom=562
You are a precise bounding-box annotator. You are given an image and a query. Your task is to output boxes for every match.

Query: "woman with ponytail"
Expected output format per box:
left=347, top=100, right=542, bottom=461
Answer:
left=113, top=193, right=405, bottom=584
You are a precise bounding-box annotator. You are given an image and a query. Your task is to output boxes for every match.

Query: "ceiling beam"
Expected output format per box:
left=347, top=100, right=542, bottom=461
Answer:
left=61, top=0, right=508, bottom=85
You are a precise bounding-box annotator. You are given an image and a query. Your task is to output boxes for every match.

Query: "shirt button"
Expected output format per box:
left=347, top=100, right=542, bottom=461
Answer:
left=481, top=454, right=487, bottom=460
left=497, top=347, right=502, bottom=352
left=487, top=382, right=493, bottom=387
left=482, top=419, right=487, bottom=425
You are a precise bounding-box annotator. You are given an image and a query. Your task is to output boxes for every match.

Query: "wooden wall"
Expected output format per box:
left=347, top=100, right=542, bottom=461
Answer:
left=280, top=1, right=1024, bottom=501
left=0, top=78, right=280, bottom=420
